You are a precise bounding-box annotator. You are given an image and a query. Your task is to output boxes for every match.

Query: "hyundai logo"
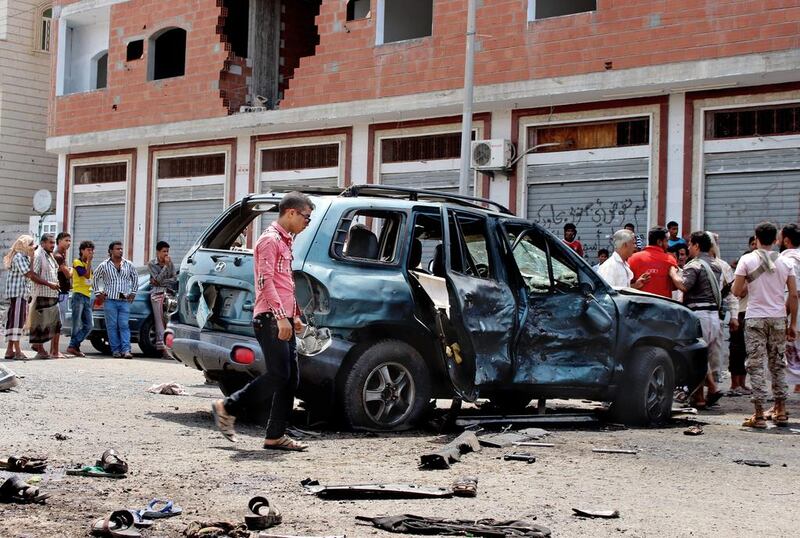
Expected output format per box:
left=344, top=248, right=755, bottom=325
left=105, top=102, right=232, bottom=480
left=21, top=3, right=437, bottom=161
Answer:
left=214, top=261, right=226, bottom=272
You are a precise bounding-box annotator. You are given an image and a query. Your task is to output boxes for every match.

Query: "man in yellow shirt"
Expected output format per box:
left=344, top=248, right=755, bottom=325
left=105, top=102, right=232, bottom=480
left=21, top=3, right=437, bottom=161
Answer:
left=67, top=241, right=95, bottom=357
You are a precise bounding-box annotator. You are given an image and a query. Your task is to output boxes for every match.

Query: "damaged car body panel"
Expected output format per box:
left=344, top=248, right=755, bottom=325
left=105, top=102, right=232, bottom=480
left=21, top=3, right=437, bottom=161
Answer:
left=168, top=186, right=708, bottom=430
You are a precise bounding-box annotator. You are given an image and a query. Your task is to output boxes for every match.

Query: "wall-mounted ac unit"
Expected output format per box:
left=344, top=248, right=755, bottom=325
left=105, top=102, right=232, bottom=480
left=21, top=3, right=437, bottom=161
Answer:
left=470, top=139, right=514, bottom=170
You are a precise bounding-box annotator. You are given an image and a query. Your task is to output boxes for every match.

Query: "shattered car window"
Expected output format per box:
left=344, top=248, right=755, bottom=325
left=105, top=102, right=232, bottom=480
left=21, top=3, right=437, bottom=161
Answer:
left=511, top=234, right=551, bottom=294
left=449, top=211, right=494, bottom=280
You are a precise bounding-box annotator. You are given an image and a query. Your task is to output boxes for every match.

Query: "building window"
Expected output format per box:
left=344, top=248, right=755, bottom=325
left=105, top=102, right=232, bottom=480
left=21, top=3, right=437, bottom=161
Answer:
left=381, top=132, right=468, bottom=163
left=37, top=5, right=52, bottom=52
left=706, top=105, right=800, bottom=139
left=126, top=40, right=144, bottom=61
left=347, top=0, right=370, bottom=21
left=92, top=51, right=108, bottom=89
left=157, top=154, right=226, bottom=179
left=262, top=145, right=339, bottom=172
left=528, top=118, right=650, bottom=152
left=73, top=163, right=127, bottom=185
left=529, top=0, right=596, bottom=21
left=378, top=0, right=432, bottom=44
left=149, top=27, right=187, bottom=81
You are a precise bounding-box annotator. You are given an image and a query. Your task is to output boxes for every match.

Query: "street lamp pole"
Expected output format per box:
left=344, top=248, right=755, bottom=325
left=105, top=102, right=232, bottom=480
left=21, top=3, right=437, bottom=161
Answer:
left=458, top=0, right=477, bottom=196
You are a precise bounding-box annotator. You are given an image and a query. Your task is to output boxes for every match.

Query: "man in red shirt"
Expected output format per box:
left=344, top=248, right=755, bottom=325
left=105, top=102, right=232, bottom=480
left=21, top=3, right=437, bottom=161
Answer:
left=212, top=192, right=314, bottom=451
left=562, top=222, right=584, bottom=257
left=628, top=226, right=684, bottom=298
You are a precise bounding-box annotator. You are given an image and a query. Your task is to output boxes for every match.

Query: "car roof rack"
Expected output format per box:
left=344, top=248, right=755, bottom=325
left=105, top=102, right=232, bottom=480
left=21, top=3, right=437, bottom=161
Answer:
left=339, top=184, right=513, bottom=215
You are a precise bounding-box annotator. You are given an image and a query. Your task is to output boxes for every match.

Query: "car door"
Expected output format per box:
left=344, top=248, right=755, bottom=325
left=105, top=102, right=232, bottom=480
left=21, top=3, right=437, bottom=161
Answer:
left=504, top=222, right=618, bottom=388
left=438, top=207, right=517, bottom=397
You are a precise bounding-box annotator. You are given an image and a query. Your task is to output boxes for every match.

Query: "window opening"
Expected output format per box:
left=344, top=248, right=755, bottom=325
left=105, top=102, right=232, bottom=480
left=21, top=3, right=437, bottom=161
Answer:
left=157, top=154, right=226, bottom=179
left=94, top=51, right=108, bottom=89
left=126, top=40, right=144, bottom=61
left=262, top=144, right=338, bottom=172
left=505, top=224, right=580, bottom=294
left=411, top=212, right=444, bottom=275
left=382, top=132, right=474, bottom=163
left=707, top=105, right=800, bottom=139
left=332, top=209, right=404, bottom=264
left=150, top=27, right=186, bottom=80
left=448, top=212, right=493, bottom=280
left=38, top=6, right=52, bottom=51
left=223, top=0, right=249, bottom=57
left=529, top=118, right=649, bottom=152
left=381, top=0, right=432, bottom=44
left=280, top=0, right=322, bottom=97
left=347, top=0, right=370, bottom=21
left=74, top=163, right=127, bottom=185
left=531, top=0, right=596, bottom=21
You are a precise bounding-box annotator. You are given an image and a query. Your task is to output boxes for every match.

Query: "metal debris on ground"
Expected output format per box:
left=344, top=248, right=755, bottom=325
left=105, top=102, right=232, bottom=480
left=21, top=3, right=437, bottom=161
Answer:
left=355, top=514, right=551, bottom=537
left=684, top=425, right=703, bottom=436
left=592, top=448, right=638, bottom=455
left=419, top=431, right=480, bottom=470
left=478, top=427, right=550, bottom=448
left=513, top=442, right=555, bottom=448
left=301, top=479, right=453, bottom=500
left=572, top=508, right=620, bottom=519
left=503, top=453, right=536, bottom=463
left=734, top=459, right=771, bottom=467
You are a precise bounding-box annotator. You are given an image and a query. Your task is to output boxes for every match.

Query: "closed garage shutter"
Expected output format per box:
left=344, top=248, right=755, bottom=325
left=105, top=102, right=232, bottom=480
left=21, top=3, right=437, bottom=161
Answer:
left=381, top=169, right=474, bottom=196
left=527, top=158, right=649, bottom=258
left=73, top=204, right=125, bottom=256
left=705, top=149, right=800, bottom=261
left=261, top=177, right=339, bottom=194
left=156, top=199, right=223, bottom=262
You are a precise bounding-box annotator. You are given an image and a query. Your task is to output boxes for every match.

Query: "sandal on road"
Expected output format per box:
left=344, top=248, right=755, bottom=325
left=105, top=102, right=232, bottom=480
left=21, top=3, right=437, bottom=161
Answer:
left=0, top=455, right=48, bottom=473
left=67, top=465, right=126, bottom=478
left=244, top=496, right=282, bottom=530
left=137, top=498, right=183, bottom=519
left=125, top=510, right=154, bottom=529
left=91, top=510, right=141, bottom=537
left=263, top=435, right=307, bottom=452
left=0, top=475, right=50, bottom=504
left=451, top=476, right=479, bottom=497
left=211, top=400, right=237, bottom=442
left=96, top=449, right=129, bottom=475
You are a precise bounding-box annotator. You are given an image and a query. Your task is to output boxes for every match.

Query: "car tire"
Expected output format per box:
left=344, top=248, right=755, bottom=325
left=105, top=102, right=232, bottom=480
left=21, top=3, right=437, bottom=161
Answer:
left=90, top=334, right=112, bottom=355
left=137, top=316, right=159, bottom=357
left=611, top=346, right=675, bottom=426
left=341, top=339, right=432, bottom=431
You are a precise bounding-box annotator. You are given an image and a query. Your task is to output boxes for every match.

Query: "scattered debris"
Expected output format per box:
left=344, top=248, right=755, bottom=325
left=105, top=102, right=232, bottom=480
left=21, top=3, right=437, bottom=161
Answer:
left=671, top=406, right=698, bottom=416
left=513, top=442, right=555, bottom=448
left=456, top=413, right=597, bottom=428
left=355, top=514, right=551, bottom=537
left=301, top=479, right=452, bottom=500
left=146, top=382, right=187, bottom=395
left=245, top=496, right=282, bottom=531
left=451, top=476, right=478, bottom=498
left=503, top=453, right=536, bottom=464
left=419, top=431, right=480, bottom=470
left=184, top=520, right=249, bottom=538
left=0, top=455, right=48, bottom=473
left=68, top=449, right=129, bottom=478
left=0, top=475, right=49, bottom=504
left=54, top=432, right=70, bottom=441
left=592, top=448, right=638, bottom=455
left=572, top=508, right=620, bottom=519
left=684, top=425, right=704, bottom=436
left=479, top=427, right=550, bottom=448
left=734, top=459, right=771, bottom=467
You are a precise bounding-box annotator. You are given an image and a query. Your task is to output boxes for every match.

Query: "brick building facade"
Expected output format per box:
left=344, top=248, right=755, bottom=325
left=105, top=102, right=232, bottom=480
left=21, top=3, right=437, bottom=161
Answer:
left=46, top=0, right=800, bottom=264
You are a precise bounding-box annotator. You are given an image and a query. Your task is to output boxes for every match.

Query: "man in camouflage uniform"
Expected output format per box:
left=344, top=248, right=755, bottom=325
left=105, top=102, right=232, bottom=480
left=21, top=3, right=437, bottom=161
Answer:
left=733, top=222, right=798, bottom=429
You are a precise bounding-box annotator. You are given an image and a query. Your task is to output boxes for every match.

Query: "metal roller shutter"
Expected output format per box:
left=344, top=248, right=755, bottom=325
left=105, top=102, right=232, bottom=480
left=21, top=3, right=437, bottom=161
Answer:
left=527, top=158, right=649, bottom=259
left=260, top=177, right=339, bottom=194
left=381, top=169, right=474, bottom=195
left=72, top=204, right=125, bottom=256
left=157, top=199, right=224, bottom=262
left=704, top=149, right=800, bottom=261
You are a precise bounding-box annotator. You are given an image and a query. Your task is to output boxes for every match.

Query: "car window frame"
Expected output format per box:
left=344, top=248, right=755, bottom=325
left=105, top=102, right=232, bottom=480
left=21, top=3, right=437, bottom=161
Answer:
left=329, top=206, right=408, bottom=267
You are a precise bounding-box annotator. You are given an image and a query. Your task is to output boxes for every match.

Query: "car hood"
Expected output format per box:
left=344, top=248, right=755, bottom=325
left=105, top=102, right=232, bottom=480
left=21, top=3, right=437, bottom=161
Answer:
left=612, top=287, right=702, bottom=344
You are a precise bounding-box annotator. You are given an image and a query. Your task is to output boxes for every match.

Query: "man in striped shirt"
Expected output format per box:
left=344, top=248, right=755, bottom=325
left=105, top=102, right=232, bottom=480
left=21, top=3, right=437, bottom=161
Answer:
left=94, top=241, right=138, bottom=359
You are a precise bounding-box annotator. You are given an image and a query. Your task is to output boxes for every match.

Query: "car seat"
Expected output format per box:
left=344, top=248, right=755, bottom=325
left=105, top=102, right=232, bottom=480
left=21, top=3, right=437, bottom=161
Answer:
left=345, top=224, right=379, bottom=259
left=430, top=244, right=445, bottom=277
left=409, top=238, right=424, bottom=271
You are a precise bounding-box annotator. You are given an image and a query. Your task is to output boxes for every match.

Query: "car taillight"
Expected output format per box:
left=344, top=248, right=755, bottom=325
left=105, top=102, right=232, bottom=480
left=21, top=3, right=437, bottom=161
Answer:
left=232, top=347, right=255, bottom=365
left=164, top=333, right=174, bottom=349
left=93, top=297, right=104, bottom=309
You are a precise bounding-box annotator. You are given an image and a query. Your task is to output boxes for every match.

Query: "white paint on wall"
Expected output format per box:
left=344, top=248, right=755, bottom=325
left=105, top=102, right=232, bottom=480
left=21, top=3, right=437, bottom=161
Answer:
left=665, top=93, right=685, bottom=228
left=351, top=124, right=369, bottom=185
left=235, top=135, right=251, bottom=200
left=489, top=109, right=512, bottom=208
left=132, top=144, right=148, bottom=264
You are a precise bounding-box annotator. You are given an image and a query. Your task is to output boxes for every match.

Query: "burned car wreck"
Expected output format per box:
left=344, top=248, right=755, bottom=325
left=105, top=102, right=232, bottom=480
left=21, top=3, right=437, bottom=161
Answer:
left=166, top=186, right=707, bottom=430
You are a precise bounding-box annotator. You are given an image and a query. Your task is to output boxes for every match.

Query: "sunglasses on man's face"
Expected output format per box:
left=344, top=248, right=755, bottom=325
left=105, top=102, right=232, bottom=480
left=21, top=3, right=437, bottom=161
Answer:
left=297, top=211, right=312, bottom=222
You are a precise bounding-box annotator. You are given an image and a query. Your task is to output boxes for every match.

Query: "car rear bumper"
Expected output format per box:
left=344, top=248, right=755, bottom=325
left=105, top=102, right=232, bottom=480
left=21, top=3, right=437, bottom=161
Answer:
left=168, top=323, right=266, bottom=375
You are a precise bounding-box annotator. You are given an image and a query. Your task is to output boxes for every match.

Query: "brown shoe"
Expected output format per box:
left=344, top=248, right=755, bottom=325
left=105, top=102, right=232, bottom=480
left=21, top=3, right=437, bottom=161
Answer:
left=66, top=347, right=86, bottom=357
left=211, top=400, right=237, bottom=442
left=743, top=404, right=767, bottom=429
left=767, top=400, right=789, bottom=427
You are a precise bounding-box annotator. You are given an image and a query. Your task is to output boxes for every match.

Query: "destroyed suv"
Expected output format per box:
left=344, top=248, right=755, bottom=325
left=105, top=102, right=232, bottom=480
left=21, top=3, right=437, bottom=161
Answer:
left=167, top=186, right=707, bottom=430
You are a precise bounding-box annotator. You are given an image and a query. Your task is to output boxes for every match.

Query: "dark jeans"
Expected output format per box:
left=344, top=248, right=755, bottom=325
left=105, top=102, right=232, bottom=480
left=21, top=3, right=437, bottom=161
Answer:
left=223, top=314, right=298, bottom=439
left=729, top=312, right=747, bottom=376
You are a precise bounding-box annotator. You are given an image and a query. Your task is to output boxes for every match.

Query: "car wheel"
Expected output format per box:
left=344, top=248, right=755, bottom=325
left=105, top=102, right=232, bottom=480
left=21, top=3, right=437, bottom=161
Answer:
left=611, top=346, right=675, bottom=426
left=137, top=317, right=159, bottom=357
left=90, top=334, right=112, bottom=355
left=341, top=339, right=432, bottom=431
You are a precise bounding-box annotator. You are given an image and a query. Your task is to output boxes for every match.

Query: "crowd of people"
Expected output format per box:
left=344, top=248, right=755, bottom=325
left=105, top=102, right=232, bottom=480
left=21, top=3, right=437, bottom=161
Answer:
left=562, top=220, right=800, bottom=428
left=2, top=233, right=176, bottom=360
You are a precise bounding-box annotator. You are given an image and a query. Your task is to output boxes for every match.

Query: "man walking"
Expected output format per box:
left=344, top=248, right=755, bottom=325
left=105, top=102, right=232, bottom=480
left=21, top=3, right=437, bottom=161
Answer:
left=597, top=229, right=649, bottom=289
left=28, top=234, right=63, bottom=359
left=93, top=241, right=138, bottom=359
left=212, top=192, right=314, bottom=451
left=562, top=223, right=584, bottom=257
left=733, top=222, right=798, bottom=428
left=53, top=232, right=73, bottom=326
left=67, top=241, right=95, bottom=357
left=148, top=241, right=177, bottom=357
left=628, top=226, right=683, bottom=298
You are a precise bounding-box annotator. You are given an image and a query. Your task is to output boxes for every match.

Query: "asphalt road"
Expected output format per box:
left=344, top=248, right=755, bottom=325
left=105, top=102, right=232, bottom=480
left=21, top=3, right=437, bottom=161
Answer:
left=1, top=350, right=799, bottom=537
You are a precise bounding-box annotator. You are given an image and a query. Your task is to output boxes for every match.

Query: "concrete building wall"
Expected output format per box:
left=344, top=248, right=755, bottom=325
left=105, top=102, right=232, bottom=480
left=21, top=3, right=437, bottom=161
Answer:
left=0, top=0, right=58, bottom=224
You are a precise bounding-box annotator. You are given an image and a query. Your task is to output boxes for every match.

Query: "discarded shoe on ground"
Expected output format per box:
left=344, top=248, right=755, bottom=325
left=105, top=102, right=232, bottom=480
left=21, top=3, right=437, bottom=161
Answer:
left=183, top=520, right=250, bottom=538
left=146, top=382, right=187, bottom=395
left=68, top=449, right=129, bottom=478
left=245, top=496, right=282, bottom=530
left=302, top=478, right=452, bottom=500
left=0, top=364, right=19, bottom=391
left=0, top=475, right=49, bottom=504
left=450, top=476, right=478, bottom=498
left=0, top=455, right=48, bottom=473
left=91, top=510, right=140, bottom=537
left=136, top=498, right=183, bottom=519
left=125, top=510, right=154, bottom=529
left=356, top=514, right=551, bottom=537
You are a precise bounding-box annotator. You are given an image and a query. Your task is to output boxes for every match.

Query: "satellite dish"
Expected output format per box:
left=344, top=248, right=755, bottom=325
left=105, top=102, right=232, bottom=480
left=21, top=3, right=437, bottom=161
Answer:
left=33, top=189, right=52, bottom=214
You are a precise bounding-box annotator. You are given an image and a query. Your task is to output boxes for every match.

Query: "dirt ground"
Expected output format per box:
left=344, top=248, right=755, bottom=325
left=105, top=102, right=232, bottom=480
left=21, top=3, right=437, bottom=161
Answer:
left=1, top=349, right=799, bottom=538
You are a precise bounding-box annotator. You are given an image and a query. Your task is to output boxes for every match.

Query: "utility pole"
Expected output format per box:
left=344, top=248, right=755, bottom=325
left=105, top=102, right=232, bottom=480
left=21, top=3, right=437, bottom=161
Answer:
left=458, top=0, right=477, bottom=196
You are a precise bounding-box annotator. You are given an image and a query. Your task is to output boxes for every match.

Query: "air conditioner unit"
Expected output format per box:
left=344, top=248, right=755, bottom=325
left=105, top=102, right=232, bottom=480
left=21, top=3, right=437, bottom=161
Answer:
left=470, top=139, right=514, bottom=171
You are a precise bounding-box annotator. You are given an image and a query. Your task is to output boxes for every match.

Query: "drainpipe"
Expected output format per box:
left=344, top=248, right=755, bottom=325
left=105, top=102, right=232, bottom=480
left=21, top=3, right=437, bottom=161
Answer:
left=458, top=0, right=477, bottom=196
